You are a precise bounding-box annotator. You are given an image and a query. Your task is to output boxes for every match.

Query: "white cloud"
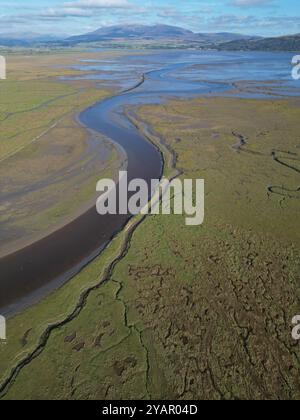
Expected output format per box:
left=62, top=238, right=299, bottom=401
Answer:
left=230, top=0, right=274, bottom=7
left=40, top=8, right=94, bottom=18
left=64, top=0, right=133, bottom=9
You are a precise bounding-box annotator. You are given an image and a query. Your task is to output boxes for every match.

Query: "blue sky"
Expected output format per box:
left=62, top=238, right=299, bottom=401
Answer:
left=0, top=0, right=299, bottom=37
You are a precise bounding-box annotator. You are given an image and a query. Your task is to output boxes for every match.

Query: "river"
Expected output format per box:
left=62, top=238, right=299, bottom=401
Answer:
left=0, top=50, right=299, bottom=316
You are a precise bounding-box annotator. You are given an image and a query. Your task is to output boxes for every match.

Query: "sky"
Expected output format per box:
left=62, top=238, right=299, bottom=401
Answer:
left=0, top=0, right=299, bottom=37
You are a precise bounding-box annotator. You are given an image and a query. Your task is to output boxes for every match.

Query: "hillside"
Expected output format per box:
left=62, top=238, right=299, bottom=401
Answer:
left=1, top=25, right=298, bottom=51
left=66, top=25, right=258, bottom=46
left=218, top=33, right=300, bottom=51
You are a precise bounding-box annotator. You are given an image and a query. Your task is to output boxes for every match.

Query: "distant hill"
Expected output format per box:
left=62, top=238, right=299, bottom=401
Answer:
left=66, top=24, right=193, bottom=44
left=217, top=33, right=300, bottom=51
left=0, top=25, right=257, bottom=48
left=195, top=32, right=259, bottom=44
left=64, top=25, right=257, bottom=46
left=0, top=33, right=62, bottom=47
left=1, top=25, right=298, bottom=51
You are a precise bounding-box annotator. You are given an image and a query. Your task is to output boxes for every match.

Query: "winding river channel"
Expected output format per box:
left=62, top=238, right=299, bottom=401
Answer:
left=0, top=50, right=299, bottom=316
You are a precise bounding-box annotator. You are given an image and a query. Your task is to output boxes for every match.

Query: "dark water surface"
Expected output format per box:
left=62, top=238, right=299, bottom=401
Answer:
left=0, top=50, right=298, bottom=316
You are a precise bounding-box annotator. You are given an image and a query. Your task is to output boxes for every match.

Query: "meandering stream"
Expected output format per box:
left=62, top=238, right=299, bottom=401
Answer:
left=0, top=50, right=298, bottom=316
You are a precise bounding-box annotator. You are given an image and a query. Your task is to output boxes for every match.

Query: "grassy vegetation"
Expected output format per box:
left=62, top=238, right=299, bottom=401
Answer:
left=0, top=53, right=122, bottom=158
left=0, top=96, right=299, bottom=399
left=0, top=53, right=125, bottom=256
left=218, top=34, right=300, bottom=52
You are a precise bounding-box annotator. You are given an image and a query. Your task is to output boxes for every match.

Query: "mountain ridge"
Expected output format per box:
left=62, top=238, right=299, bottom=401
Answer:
left=217, top=33, right=300, bottom=51
left=66, top=24, right=258, bottom=45
left=1, top=25, right=299, bottom=51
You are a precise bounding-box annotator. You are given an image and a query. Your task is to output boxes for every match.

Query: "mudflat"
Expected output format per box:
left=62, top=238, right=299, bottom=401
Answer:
left=1, top=93, right=299, bottom=400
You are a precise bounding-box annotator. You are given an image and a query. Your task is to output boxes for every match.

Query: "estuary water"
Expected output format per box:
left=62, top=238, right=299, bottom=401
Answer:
left=0, top=50, right=299, bottom=316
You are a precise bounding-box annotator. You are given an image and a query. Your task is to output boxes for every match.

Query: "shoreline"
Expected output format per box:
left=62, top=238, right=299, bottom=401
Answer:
left=0, top=94, right=173, bottom=398
left=0, top=71, right=163, bottom=317
left=0, top=122, right=127, bottom=260
left=1, top=94, right=299, bottom=399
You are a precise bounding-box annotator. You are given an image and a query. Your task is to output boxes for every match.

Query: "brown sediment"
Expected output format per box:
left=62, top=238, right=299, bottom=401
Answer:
left=0, top=119, right=125, bottom=259
left=0, top=100, right=175, bottom=400
left=0, top=72, right=162, bottom=317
